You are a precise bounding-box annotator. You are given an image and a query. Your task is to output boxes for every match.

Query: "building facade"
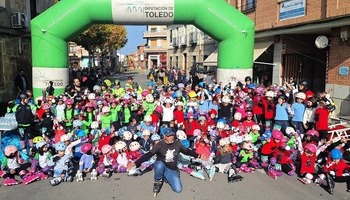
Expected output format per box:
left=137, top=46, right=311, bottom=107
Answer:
left=0, top=0, right=54, bottom=104
left=167, top=25, right=218, bottom=75
left=226, top=0, right=350, bottom=117
left=143, top=25, right=168, bottom=70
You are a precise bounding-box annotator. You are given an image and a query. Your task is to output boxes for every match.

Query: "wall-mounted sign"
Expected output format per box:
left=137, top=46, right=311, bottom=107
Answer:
left=339, top=66, right=349, bottom=76
left=279, top=0, right=305, bottom=21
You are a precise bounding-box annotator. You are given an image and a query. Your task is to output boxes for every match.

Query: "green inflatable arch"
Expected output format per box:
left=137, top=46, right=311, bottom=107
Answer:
left=31, top=0, right=254, bottom=97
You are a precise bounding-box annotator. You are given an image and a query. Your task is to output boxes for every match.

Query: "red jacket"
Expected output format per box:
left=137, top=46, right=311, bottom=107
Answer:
left=262, top=97, right=275, bottom=120
left=323, top=159, right=350, bottom=177
left=261, top=139, right=281, bottom=155
left=98, top=134, right=112, bottom=151
left=218, top=130, right=230, bottom=138
left=273, top=147, right=293, bottom=164
left=314, top=107, right=330, bottom=130
left=253, top=95, right=264, bottom=115
left=198, top=122, right=209, bottom=134
left=173, top=110, right=185, bottom=124
left=300, top=153, right=317, bottom=174
left=184, top=120, right=200, bottom=137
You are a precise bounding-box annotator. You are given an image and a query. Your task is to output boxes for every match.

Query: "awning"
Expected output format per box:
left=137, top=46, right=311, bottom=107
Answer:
left=203, top=41, right=274, bottom=66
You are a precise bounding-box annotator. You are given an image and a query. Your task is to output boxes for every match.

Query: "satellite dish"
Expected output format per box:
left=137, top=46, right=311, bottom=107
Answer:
left=315, top=35, right=329, bottom=49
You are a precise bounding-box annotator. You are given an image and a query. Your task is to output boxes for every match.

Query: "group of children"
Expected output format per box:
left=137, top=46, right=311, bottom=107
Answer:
left=0, top=76, right=349, bottom=195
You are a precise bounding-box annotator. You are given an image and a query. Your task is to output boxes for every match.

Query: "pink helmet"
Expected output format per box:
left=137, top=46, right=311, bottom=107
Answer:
left=193, top=129, right=201, bottom=137
left=246, top=111, right=253, bottom=117
left=304, top=143, right=317, bottom=154
left=65, top=99, right=74, bottom=105
left=4, top=145, right=18, bottom=157
left=85, top=102, right=93, bottom=108
left=42, top=103, right=51, bottom=110
left=306, top=129, right=319, bottom=137
left=101, top=144, right=112, bottom=154
left=272, top=130, right=284, bottom=140
left=81, top=143, right=93, bottom=154
left=155, top=105, right=163, bottom=113
left=141, top=90, right=150, bottom=97
left=109, top=98, right=117, bottom=103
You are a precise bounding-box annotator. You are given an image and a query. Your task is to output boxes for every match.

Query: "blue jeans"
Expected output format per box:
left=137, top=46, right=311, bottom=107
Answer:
left=154, top=161, right=182, bottom=193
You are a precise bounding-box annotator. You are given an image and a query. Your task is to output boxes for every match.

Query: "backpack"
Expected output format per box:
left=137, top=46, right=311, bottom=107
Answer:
left=16, top=104, right=34, bottom=125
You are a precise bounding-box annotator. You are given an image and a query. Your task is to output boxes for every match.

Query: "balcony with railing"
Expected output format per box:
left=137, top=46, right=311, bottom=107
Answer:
left=143, top=29, right=168, bottom=38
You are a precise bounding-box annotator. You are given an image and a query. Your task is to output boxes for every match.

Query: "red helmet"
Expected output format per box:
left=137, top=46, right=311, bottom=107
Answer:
left=81, top=143, right=93, bottom=154
left=272, top=130, right=284, bottom=140
left=209, top=109, right=218, bottom=116
left=101, top=144, right=112, bottom=154
left=304, top=143, right=317, bottom=154
left=306, top=130, right=319, bottom=137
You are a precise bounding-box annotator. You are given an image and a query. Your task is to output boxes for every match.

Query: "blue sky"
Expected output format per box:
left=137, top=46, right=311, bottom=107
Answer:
left=120, top=25, right=146, bottom=55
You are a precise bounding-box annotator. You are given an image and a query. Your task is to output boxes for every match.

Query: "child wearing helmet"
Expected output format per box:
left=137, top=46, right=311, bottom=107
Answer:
left=127, top=141, right=142, bottom=161
left=31, top=141, right=53, bottom=180
left=273, top=94, right=290, bottom=133
left=143, top=94, right=155, bottom=117
left=303, top=97, right=317, bottom=131
left=115, top=141, right=129, bottom=173
left=99, top=106, right=112, bottom=130
left=218, top=95, right=233, bottom=124
left=83, top=102, right=95, bottom=129
left=54, top=122, right=66, bottom=144
left=298, top=143, right=318, bottom=184
left=55, top=97, right=66, bottom=123
left=63, top=99, right=75, bottom=133
left=269, top=143, right=296, bottom=179
left=242, top=111, right=256, bottom=133
left=317, top=148, right=350, bottom=193
left=120, top=99, right=132, bottom=127
left=173, top=101, right=185, bottom=129
left=110, top=98, right=121, bottom=130
left=290, top=92, right=306, bottom=137
left=261, top=91, right=276, bottom=128
left=162, top=98, right=175, bottom=126
left=314, top=98, right=331, bottom=143
left=139, top=129, right=152, bottom=153
left=137, top=115, right=156, bottom=138
left=236, top=141, right=256, bottom=173
left=260, top=130, right=284, bottom=168
left=184, top=112, right=200, bottom=147
left=77, top=143, right=95, bottom=181
left=1, top=145, right=40, bottom=186
left=97, top=144, right=117, bottom=177
left=47, top=142, right=74, bottom=186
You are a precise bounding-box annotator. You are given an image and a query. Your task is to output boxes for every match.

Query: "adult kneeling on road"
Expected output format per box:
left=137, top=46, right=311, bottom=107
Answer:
left=127, top=128, right=206, bottom=194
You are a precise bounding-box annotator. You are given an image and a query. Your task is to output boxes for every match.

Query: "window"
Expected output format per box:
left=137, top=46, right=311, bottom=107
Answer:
left=150, top=27, right=157, bottom=32
left=175, top=56, right=179, bottom=67
left=241, top=0, right=256, bottom=13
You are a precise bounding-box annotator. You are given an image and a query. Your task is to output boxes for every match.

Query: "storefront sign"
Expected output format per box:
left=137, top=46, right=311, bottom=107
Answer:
left=279, top=0, right=305, bottom=21
left=339, top=66, right=349, bottom=76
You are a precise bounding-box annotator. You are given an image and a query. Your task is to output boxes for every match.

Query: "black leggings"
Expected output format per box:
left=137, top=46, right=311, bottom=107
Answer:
left=334, top=176, right=350, bottom=190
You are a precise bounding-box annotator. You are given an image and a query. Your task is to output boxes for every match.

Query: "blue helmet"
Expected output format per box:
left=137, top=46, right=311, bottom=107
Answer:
left=248, top=83, right=257, bottom=89
left=199, top=82, right=205, bottom=88
left=147, top=81, right=154, bottom=87
left=55, top=142, right=67, bottom=151
left=73, top=120, right=83, bottom=128
left=151, top=134, right=161, bottom=141
left=76, top=129, right=86, bottom=138
left=175, top=90, right=182, bottom=98
left=330, top=149, right=342, bottom=159
left=181, top=139, right=190, bottom=148
left=217, top=118, right=227, bottom=124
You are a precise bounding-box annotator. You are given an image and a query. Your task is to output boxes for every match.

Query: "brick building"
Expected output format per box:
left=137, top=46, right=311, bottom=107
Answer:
left=228, top=0, right=350, bottom=117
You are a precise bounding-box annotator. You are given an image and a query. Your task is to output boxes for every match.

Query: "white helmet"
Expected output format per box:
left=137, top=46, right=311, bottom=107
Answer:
left=60, top=134, right=70, bottom=142
left=295, top=92, right=306, bottom=100
left=265, top=91, right=275, bottom=98
left=176, top=130, right=187, bottom=140
left=144, top=115, right=152, bottom=122
left=217, top=122, right=225, bottom=129
left=102, top=106, right=110, bottom=113
left=285, top=126, right=295, bottom=136
left=164, top=98, right=173, bottom=104
left=129, top=141, right=140, bottom=151
left=222, top=96, right=231, bottom=103
left=252, top=125, right=260, bottom=131
left=123, top=131, right=133, bottom=141
left=142, top=129, right=151, bottom=136
left=115, top=141, right=127, bottom=151
left=219, top=138, right=230, bottom=146
left=243, top=134, right=252, bottom=142
left=88, top=93, right=96, bottom=100
left=145, top=94, right=154, bottom=103
left=229, top=134, right=238, bottom=143
left=175, top=101, right=184, bottom=107
left=91, top=121, right=99, bottom=129
left=234, top=112, right=242, bottom=121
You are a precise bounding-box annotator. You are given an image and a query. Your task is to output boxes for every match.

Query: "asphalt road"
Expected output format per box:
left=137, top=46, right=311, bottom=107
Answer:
left=0, top=69, right=348, bottom=200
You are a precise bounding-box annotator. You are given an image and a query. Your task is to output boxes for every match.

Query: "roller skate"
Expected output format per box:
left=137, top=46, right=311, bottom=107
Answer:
left=91, top=169, right=98, bottom=180
left=227, top=165, right=243, bottom=183
left=208, top=165, right=216, bottom=181
left=153, top=179, right=163, bottom=197
left=50, top=177, right=62, bottom=186
left=36, top=171, right=48, bottom=180
left=190, top=170, right=205, bottom=180
left=267, top=167, right=278, bottom=180
left=22, top=174, right=40, bottom=185
left=325, top=173, right=335, bottom=195
left=128, top=167, right=142, bottom=176
left=3, top=177, right=20, bottom=186
left=76, top=171, right=83, bottom=182
left=101, top=171, right=111, bottom=178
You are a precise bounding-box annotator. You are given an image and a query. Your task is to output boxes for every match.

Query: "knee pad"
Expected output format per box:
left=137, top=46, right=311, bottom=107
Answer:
left=318, top=174, right=326, bottom=180
left=118, top=166, right=127, bottom=173
left=305, top=173, right=313, bottom=180
left=261, top=155, right=268, bottom=163
left=42, top=166, right=52, bottom=173
left=97, top=167, right=105, bottom=175
left=270, top=157, right=276, bottom=165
